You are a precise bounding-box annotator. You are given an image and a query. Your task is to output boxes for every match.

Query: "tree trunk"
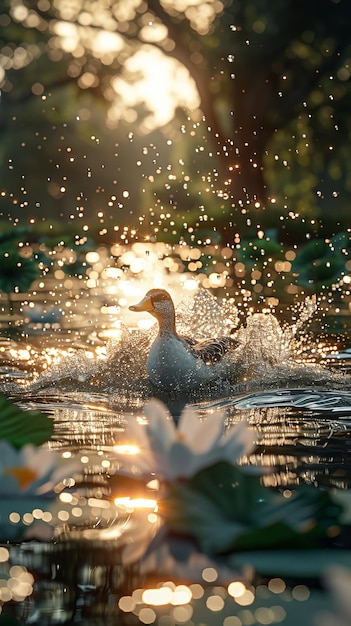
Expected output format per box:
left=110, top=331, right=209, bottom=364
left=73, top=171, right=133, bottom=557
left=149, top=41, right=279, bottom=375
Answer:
left=225, top=128, right=268, bottom=206
left=209, top=69, right=277, bottom=214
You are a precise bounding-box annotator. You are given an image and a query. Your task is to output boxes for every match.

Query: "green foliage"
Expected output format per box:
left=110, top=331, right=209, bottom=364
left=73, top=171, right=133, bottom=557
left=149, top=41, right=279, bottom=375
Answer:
left=0, top=0, right=351, bottom=244
left=163, top=461, right=342, bottom=556
left=0, top=393, right=53, bottom=448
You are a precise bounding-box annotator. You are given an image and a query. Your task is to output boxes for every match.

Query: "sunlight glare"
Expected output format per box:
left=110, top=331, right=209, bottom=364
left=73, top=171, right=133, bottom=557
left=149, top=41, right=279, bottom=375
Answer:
left=53, top=21, right=79, bottom=53
left=113, top=444, right=140, bottom=455
left=137, top=319, right=155, bottom=330
left=92, top=30, right=124, bottom=55
left=142, top=586, right=174, bottom=606
left=109, top=47, right=200, bottom=130
left=114, top=497, right=157, bottom=510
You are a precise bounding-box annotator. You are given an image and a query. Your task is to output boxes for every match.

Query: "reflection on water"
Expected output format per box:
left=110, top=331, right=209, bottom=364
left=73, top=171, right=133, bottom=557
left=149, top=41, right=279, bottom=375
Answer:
left=13, top=388, right=351, bottom=493
left=235, top=403, right=351, bottom=490
left=196, top=389, right=351, bottom=489
left=4, top=541, right=142, bottom=625
left=0, top=274, right=351, bottom=623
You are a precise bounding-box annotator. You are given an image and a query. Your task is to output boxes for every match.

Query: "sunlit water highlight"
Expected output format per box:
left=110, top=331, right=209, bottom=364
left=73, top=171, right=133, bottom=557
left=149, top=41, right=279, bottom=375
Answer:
left=0, top=257, right=350, bottom=490
left=0, top=246, right=350, bottom=624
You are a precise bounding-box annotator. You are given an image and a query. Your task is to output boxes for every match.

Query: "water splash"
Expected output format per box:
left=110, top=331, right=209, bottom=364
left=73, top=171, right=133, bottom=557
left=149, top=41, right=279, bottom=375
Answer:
left=15, top=289, right=349, bottom=405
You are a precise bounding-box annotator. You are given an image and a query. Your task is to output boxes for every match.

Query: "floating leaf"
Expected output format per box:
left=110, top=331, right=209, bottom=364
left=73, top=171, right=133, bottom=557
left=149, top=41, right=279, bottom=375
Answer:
left=162, top=462, right=342, bottom=556
left=0, top=227, right=32, bottom=246
left=0, top=251, right=39, bottom=294
left=0, top=394, right=53, bottom=448
left=292, top=239, right=346, bottom=289
left=330, top=231, right=351, bottom=253
left=0, top=605, right=21, bottom=625
left=239, top=238, right=283, bottom=263
left=62, top=260, right=91, bottom=277
left=229, top=549, right=351, bottom=578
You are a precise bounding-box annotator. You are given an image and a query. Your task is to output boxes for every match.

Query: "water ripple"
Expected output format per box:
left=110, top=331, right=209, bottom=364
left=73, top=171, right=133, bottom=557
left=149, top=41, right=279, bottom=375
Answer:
left=202, top=388, right=351, bottom=412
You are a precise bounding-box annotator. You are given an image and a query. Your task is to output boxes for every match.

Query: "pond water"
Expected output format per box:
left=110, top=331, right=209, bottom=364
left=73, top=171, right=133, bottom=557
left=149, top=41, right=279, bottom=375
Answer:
left=0, top=246, right=351, bottom=625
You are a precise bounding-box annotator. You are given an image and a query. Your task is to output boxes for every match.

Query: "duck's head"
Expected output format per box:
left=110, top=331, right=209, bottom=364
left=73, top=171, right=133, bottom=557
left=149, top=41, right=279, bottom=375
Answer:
left=129, top=289, right=175, bottom=329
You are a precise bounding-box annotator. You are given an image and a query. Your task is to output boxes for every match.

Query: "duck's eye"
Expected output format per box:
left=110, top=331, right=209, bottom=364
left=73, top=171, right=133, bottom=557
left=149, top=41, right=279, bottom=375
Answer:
left=154, top=294, right=169, bottom=303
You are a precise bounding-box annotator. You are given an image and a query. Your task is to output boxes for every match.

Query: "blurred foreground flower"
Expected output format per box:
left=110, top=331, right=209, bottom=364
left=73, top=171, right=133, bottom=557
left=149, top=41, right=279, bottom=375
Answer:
left=0, top=441, right=79, bottom=541
left=114, top=399, right=345, bottom=559
left=114, top=398, right=255, bottom=480
left=318, top=567, right=351, bottom=626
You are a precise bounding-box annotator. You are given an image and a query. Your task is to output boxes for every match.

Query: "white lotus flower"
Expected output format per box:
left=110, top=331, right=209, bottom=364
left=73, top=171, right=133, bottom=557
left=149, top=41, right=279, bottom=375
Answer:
left=0, top=441, right=77, bottom=496
left=0, top=440, right=79, bottom=541
left=319, top=566, right=351, bottom=626
left=114, top=399, right=255, bottom=481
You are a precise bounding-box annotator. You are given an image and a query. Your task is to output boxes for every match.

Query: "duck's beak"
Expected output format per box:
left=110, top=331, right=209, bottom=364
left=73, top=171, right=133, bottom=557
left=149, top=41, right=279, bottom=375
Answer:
left=129, top=295, right=154, bottom=312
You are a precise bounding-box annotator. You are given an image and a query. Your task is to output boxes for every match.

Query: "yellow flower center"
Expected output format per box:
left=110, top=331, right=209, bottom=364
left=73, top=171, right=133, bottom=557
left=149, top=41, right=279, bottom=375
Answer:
left=4, top=467, right=37, bottom=490
left=176, top=433, right=186, bottom=442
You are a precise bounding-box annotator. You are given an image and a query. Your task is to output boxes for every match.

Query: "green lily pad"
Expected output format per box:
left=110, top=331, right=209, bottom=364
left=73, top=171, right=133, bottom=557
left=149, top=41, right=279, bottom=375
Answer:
left=0, top=605, right=22, bottom=625
left=0, top=227, right=31, bottom=246
left=62, top=260, right=91, bottom=277
left=330, top=230, right=351, bottom=252
left=163, top=462, right=342, bottom=556
left=0, top=394, right=53, bottom=448
left=229, top=549, right=351, bottom=578
left=0, top=251, right=39, bottom=294
left=291, top=239, right=347, bottom=289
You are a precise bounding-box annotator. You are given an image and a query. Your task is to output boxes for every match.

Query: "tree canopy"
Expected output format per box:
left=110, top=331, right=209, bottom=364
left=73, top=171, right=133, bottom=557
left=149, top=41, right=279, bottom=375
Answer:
left=1, top=0, right=350, bottom=246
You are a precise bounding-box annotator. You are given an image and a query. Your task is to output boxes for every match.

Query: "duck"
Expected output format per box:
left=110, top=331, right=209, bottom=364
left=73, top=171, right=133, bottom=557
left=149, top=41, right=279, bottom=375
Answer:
left=129, top=288, right=239, bottom=392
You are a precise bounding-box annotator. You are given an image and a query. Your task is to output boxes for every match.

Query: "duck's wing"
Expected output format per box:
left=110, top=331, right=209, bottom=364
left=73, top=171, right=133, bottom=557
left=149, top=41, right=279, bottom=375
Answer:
left=183, top=336, right=240, bottom=365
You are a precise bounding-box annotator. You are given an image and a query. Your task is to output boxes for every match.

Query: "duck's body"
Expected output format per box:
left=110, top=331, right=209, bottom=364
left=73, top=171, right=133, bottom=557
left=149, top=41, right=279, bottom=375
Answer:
left=147, top=332, right=215, bottom=390
left=129, top=289, right=239, bottom=392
